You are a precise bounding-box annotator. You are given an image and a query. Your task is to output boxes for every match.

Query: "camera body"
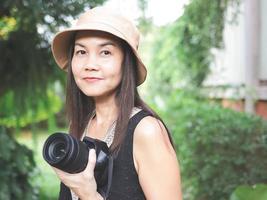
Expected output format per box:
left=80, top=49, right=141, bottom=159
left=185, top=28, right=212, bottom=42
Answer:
left=42, top=132, right=110, bottom=191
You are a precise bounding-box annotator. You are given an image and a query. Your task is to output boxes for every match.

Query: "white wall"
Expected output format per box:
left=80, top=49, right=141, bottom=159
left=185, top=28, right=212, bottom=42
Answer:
left=204, top=0, right=267, bottom=86
left=260, top=0, right=267, bottom=80
left=204, top=3, right=246, bottom=86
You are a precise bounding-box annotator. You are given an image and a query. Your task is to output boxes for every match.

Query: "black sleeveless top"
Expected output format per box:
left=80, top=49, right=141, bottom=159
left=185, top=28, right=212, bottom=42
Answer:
left=58, top=110, right=150, bottom=200
left=108, top=110, right=149, bottom=199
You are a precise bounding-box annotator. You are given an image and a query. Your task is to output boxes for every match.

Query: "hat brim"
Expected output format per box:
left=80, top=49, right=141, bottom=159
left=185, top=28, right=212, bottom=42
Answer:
left=51, top=23, right=147, bottom=85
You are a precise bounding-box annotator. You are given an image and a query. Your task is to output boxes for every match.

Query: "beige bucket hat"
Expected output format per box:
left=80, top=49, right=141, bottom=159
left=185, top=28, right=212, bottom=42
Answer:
left=51, top=6, right=147, bottom=85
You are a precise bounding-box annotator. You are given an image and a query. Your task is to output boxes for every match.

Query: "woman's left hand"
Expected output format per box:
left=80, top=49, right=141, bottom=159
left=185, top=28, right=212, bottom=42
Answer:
left=52, top=149, right=102, bottom=200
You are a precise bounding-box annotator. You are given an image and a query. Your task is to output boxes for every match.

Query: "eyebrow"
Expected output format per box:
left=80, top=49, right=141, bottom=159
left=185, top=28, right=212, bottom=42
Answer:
left=74, top=41, right=117, bottom=48
left=99, top=41, right=117, bottom=47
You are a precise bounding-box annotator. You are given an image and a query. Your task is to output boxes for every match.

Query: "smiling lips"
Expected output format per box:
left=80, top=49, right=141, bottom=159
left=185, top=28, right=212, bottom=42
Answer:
left=83, top=77, right=103, bottom=83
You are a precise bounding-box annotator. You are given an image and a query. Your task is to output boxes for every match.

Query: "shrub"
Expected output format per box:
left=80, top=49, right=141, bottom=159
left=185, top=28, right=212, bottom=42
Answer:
left=0, top=126, right=38, bottom=199
left=157, top=92, right=267, bottom=200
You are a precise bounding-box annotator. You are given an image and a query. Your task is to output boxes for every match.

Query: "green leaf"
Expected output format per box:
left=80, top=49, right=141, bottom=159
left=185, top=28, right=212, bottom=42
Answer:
left=230, top=184, right=267, bottom=200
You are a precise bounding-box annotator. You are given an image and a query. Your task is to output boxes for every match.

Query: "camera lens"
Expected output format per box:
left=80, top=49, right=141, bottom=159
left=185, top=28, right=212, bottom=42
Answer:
left=49, top=140, right=66, bottom=162
left=43, top=132, right=89, bottom=173
left=43, top=132, right=111, bottom=196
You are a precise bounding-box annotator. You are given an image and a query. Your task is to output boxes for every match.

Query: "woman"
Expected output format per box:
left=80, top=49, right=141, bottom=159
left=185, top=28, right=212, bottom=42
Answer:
left=51, top=6, right=182, bottom=200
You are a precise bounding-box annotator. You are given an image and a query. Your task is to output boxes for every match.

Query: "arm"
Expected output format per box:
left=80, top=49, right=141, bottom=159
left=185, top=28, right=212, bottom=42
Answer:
left=133, top=116, right=183, bottom=200
left=52, top=149, right=103, bottom=200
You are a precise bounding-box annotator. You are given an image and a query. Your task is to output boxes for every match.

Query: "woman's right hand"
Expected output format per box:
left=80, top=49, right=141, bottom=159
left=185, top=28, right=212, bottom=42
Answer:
left=52, top=149, right=103, bottom=200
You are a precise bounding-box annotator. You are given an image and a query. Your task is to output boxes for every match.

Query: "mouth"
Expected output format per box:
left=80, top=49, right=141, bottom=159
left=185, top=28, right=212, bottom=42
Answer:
left=83, top=77, right=103, bottom=83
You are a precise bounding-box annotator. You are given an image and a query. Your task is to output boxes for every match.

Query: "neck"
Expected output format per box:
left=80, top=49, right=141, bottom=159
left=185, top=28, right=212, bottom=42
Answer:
left=93, top=94, right=118, bottom=126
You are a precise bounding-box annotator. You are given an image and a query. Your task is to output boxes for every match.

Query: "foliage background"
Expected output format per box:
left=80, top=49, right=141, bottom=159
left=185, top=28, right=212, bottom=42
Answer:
left=140, top=0, right=267, bottom=199
left=1, top=0, right=266, bottom=199
left=0, top=1, right=105, bottom=199
left=153, top=91, right=267, bottom=199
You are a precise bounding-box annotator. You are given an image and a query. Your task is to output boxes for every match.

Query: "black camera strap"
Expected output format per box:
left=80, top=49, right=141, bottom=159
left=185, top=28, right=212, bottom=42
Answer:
left=102, top=156, right=113, bottom=200
left=97, top=155, right=113, bottom=199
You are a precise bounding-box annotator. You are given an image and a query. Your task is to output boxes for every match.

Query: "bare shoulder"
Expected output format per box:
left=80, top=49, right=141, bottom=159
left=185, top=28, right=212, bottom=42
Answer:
left=134, top=115, right=174, bottom=152
left=135, top=115, right=164, bottom=135
left=132, top=115, right=182, bottom=199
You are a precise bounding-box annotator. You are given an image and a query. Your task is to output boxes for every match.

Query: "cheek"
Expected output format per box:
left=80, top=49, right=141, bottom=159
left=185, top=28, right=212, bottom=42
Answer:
left=114, top=55, right=124, bottom=76
left=111, top=61, right=123, bottom=81
left=71, top=58, right=81, bottom=76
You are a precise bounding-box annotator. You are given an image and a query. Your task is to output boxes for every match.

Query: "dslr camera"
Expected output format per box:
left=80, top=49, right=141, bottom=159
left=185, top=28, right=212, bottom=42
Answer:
left=42, top=132, right=112, bottom=197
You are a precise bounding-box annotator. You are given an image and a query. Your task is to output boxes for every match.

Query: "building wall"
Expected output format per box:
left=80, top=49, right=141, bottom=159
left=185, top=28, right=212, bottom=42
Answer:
left=205, top=0, right=267, bottom=87
left=203, top=0, right=267, bottom=119
left=260, top=0, right=267, bottom=80
left=221, top=99, right=267, bottom=120
left=204, top=3, right=246, bottom=86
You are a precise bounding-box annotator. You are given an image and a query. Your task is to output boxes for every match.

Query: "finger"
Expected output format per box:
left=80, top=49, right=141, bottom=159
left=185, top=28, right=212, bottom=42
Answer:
left=52, top=167, right=72, bottom=180
left=52, top=166, right=63, bottom=175
left=52, top=167, right=78, bottom=187
left=52, top=167, right=67, bottom=178
left=85, top=148, right=96, bottom=173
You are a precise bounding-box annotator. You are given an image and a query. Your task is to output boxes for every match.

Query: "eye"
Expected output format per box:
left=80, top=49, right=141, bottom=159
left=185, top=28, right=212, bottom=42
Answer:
left=75, top=50, right=86, bottom=55
left=101, top=50, right=111, bottom=56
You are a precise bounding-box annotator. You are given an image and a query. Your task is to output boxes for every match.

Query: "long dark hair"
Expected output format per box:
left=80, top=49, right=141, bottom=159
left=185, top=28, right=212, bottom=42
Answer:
left=66, top=32, right=174, bottom=154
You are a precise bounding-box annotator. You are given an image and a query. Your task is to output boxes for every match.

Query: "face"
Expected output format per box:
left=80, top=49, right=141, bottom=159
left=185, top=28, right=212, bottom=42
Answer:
left=71, top=31, right=124, bottom=99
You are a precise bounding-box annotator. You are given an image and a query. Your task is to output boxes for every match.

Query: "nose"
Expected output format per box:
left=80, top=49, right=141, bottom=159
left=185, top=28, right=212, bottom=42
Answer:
left=83, top=54, right=99, bottom=71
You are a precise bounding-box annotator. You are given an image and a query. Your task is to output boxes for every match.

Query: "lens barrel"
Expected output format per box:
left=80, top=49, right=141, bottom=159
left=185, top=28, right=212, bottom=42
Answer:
left=42, top=132, right=110, bottom=191
left=42, top=132, right=88, bottom=173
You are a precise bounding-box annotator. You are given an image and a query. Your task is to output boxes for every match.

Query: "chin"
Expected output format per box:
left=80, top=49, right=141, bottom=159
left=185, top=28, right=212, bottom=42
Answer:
left=82, top=90, right=104, bottom=97
left=82, top=88, right=117, bottom=99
